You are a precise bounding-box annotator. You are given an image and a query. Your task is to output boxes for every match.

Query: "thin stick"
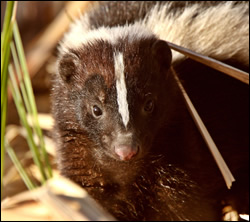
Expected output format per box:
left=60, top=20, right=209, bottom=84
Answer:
left=173, top=69, right=235, bottom=189
left=167, top=41, right=249, bottom=85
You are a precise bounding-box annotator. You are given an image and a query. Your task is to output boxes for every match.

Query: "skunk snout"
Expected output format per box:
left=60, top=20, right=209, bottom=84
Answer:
left=110, top=131, right=140, bottom=161
left=115, top=145, right=138, bottom=161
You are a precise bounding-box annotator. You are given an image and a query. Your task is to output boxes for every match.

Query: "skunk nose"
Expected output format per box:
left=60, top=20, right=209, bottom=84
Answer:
left=115, top=145, right=138, bottom=161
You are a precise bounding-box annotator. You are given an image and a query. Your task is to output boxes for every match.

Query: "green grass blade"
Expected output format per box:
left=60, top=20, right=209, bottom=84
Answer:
left=10, top=41, right=52, bottom=181
left=5, top=140, right=36, bottom=190
left=1, top=1, right=14, bottom=76
left=12, top=22, right=53, bottom=179
left=8, top=64, right=47, bottom=183
left=1, top=86, right=8, bottom=197
left=11, top=42, right=32, bottom=117
left=1, top=0, right=15, bottom=197
left=1, top=47, right=10, bottom=196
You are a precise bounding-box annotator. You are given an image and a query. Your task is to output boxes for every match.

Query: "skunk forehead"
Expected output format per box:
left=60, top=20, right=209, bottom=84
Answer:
left=59, top=20, right=156, bottom=55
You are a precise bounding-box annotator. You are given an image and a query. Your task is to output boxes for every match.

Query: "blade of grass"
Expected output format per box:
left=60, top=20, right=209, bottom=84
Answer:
left=1, top=1, right=14, bottom=75
left=10, top=42, right=52, bottom=182
left=1, top=86, right=8, bottom=197
left=1, top=0, right=15, bottom=197
left=5, top=140, right=36, bottom=190
left=12, top=22, right=52, bottom=178
left=1, top=47, right=10, bottom=197
left=8, top=64, right=47, bottom=183
left=11, top=42, right=33, bottom=123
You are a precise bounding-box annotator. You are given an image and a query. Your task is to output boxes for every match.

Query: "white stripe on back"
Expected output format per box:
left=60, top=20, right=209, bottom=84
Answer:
left=114, top=52, right=129, bottom=128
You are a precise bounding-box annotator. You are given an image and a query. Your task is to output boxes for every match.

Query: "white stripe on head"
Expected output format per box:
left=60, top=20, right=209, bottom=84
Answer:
left=114, top=51, right=129, bottom=128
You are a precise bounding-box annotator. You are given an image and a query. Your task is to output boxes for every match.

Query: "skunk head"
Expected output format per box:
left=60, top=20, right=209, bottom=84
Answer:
left=57, top=25, right=173, bottom=163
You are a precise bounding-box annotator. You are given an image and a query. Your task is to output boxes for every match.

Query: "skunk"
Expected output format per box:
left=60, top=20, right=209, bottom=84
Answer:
left=51, top=1, right=249, bottom=220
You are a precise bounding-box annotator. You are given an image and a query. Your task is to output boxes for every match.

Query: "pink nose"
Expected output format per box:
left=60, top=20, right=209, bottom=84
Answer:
left=115, top=145, right=138, bottom=161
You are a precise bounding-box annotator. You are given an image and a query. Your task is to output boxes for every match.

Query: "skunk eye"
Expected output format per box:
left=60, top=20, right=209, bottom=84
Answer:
left=92, top=105, right=103, bottom=117
left=144, top=99, right=154, bottom=113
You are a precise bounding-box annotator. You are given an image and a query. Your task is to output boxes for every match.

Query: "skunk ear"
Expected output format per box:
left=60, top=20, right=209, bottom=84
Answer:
left=58, top=52, right=80, bottom=84
left=152, top=40, right=172, bottom=69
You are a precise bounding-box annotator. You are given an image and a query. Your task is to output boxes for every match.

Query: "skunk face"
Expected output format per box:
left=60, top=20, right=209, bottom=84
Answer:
left=57, top=32, right=172, bottom=163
